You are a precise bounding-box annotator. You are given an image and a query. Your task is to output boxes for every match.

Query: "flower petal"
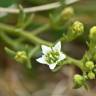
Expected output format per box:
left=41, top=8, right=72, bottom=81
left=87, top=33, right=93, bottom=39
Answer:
left=41, top=45, right=51, bottom=54
left=36, top=56, right=47, bottom=64
left=53, top=41, right=61, bottom=51
left=49, top=63, right=57, bottom=70
left=59, top=53, right=66, bottom=61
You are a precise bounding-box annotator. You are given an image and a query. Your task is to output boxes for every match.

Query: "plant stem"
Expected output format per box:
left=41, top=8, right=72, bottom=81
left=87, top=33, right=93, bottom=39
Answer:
left=67, top=56, right=83, bottom=70
left=53, top=56, right=83, bottom=72
left=0, top=32, right=16, bottom=47
left=32, top=24, right=50, bottom=35
left=22, top=14, right=35, bottom=29
left=0, top=32, right=31, bottom=50
left=29, top=45, right=40, bottom=58
left=0, top=23, right=52, bottom=46
left=16, top=24, right=50, bottom=43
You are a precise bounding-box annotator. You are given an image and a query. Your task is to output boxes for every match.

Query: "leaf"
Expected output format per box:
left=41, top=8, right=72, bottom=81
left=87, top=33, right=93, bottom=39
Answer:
left=16, top=5, right=26, bottom=28
left=5, top=47, right=16, bottom=57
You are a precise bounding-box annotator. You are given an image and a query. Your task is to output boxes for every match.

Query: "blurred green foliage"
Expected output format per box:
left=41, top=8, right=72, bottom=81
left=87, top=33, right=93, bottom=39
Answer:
left=0, top=0, right=16, bottom=7
left=28, top=0, right=57, bottom=5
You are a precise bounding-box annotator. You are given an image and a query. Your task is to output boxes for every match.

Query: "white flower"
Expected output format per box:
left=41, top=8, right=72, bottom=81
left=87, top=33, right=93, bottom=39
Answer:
left=36, top=41, right=66, bottom=70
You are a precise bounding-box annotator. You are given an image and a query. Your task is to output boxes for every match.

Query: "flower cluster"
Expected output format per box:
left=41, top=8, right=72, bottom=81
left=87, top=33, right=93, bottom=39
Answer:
left=36, top=41, right=66, bottom=70
left=85, top=61, right=95, bottom=80
left=73, top=61, right=96, bottom=88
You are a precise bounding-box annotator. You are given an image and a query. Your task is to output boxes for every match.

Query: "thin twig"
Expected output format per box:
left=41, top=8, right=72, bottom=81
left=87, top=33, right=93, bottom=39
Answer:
left=0, top=2, right=60, bottom=14
left=0, top=0, right=79, bottom=14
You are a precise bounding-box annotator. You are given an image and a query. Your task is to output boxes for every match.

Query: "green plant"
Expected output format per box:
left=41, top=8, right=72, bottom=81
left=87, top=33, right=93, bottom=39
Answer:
left=0, top=0, right=96, bottom=89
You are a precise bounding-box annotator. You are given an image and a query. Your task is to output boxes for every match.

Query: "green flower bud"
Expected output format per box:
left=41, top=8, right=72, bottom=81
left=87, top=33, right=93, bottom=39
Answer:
left=71, top=21, right=84, bottom=34
left=89, top=26, right=96, bottom=40
left=61, top=7, right=74, bottom=20
left=15, top=51, right=27, bottom=63
left=85, top=61, right=94, bottom=71
left=93, top=68, right=96, bottom=74
left=88, top=71, right=95, bottom=79
left=73, top=74, right=84, bottom=88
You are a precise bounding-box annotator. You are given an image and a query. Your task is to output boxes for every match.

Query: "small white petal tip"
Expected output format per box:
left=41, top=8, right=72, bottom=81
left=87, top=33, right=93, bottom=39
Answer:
left=53, top=41, right=61, bottom=51
left=36, top=56, right=46, bottom=64
left=49, top=64, right=57, bottom=70
left=41, top=45, right=51, bottom=54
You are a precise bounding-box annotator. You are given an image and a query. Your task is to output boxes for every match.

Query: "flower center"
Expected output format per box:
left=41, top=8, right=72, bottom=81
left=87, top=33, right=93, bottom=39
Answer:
left=45, top=51, right=59, bottom=64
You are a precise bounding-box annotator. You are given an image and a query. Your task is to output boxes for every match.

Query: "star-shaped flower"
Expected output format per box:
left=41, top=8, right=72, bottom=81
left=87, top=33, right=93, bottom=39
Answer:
left=36, top=41, right=66, bottom=70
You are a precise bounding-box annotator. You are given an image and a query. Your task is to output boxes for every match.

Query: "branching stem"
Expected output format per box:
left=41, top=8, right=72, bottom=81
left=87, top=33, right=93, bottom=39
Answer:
left=0, top=23, right=52, bottom=46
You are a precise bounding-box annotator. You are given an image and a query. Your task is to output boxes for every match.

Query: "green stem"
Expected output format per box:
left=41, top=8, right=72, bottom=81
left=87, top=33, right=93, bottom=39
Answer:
left=27, top=58, right=32, bottom=69
left=5, top=47, right=16, bottom=57
left=0, top=23, right=52, bottom=46
left=0, top=32, right=16, bottom=47
left=53, top=56, right=83, bottom=72
left=32, top=24, right=50, bottom=35
left=22, top=14, right=35, bottom=29
left=29, top=45, right=40, bottom=58
left=0, top=32, right=29, bottom=50
left=17, top=24, right=50, bottom=43
left=66, top=56, right=83, bottom=70
left=16, top=5, right=26, bottom=29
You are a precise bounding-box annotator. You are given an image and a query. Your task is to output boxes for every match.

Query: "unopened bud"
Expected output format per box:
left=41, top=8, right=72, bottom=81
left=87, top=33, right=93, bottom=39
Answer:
left=61, top=7, right=74, bottom=20
left=89, top=26, right=96, bottom=41
left=15, top=51, right=27, bottom=63
left=88, top=71, right=95, bottom=79
left=85, top=61, right=94, bottom=71
left=73, top=74, right=84, bottom=88
left=71, top=21, right=84, bottom=34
